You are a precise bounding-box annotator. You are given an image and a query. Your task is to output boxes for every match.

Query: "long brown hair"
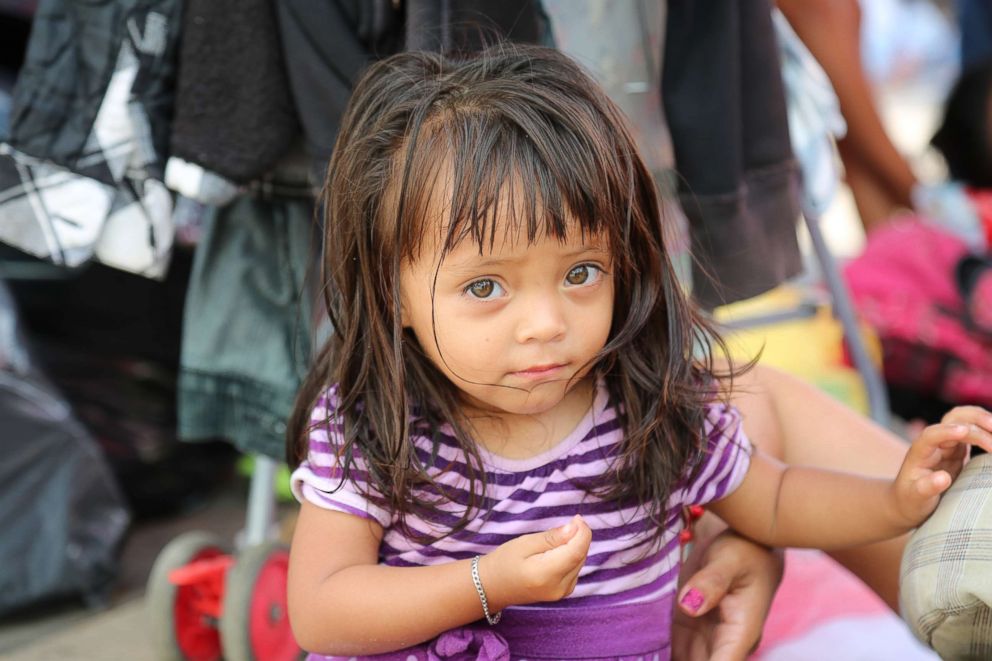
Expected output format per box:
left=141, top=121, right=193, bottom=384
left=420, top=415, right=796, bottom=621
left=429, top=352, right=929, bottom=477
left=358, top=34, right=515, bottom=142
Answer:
left=288, top=43, right=741, bottom=540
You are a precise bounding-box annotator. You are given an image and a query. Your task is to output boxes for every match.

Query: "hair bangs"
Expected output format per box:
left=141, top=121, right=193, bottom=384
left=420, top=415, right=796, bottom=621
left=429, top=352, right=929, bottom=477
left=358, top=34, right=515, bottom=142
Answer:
left=394, top=98, right=629, bottom=264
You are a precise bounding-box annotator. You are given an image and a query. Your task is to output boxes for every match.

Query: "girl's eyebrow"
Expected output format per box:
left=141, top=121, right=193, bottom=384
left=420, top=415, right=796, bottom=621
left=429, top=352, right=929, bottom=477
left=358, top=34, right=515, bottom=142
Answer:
left=446, top=245, right=611, bottom=271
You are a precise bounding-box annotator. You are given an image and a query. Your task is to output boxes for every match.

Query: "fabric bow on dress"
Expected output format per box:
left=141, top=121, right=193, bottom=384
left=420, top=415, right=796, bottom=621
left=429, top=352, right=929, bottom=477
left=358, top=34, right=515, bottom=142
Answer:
left=426, top=628, right=511, bottom=661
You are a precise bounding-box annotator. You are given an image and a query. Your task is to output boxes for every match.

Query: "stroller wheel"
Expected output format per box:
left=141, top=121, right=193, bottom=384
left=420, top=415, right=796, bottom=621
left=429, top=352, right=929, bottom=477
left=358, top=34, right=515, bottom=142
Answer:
left=146, top=531, right=229, bottom=661
left=220, top=541, right=300, bottom=661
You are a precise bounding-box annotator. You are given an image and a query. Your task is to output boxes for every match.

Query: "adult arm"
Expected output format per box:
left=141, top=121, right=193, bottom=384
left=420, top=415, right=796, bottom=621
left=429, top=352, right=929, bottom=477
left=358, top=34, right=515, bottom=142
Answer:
left=777, top=0, right=917, bottom=230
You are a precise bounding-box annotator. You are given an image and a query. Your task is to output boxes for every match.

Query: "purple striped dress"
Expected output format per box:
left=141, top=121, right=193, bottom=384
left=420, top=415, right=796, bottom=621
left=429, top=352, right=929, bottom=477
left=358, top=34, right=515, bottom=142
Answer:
left=291, top=384, right=752, bottom=661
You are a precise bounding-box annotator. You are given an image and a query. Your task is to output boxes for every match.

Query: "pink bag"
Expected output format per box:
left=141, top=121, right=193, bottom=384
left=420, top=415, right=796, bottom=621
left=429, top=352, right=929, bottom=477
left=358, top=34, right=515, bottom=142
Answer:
left=843, top=217, right=992, bottom=408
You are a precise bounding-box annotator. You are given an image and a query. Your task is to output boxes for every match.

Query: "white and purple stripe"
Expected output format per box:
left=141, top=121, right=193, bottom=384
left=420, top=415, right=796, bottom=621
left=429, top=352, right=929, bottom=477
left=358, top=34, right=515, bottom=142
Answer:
left=291, top=384, right=751, bottom=610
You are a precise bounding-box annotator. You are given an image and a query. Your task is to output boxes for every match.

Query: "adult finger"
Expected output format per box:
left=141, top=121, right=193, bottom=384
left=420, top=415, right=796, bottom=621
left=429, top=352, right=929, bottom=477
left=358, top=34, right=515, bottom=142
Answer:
left=709, top=633, right=755, bottom=661
left=677, top=565, right=732, bottom=618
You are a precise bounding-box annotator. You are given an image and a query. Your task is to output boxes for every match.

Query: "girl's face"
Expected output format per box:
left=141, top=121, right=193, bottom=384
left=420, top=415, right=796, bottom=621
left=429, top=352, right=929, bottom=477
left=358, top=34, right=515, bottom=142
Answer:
left=400, top=215, right=614, bottom=420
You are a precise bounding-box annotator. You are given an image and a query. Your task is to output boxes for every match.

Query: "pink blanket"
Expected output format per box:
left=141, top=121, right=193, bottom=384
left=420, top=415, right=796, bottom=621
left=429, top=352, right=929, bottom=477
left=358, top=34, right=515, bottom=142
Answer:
left=753, top=549, right=936, bottom=660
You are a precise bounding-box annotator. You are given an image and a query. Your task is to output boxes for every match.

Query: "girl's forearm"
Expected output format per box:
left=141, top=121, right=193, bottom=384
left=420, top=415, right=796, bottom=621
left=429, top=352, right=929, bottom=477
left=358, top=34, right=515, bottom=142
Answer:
left=725, top=363, right=909, bottom=609
left=766, top=466, right=905, bottom=549
left=291, top=557, right=497, bottom=656
left=711, top=456, right=911, bottom=551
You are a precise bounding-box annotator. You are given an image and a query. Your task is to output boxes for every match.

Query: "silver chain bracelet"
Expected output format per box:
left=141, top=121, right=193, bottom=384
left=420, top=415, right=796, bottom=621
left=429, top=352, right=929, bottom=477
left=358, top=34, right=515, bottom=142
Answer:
left=470, top=555, right=502, bottom=625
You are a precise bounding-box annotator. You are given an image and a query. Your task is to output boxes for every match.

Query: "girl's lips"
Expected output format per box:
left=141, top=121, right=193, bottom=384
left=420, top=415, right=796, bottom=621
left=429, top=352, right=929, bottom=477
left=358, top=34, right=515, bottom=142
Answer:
left=511, top=363, right=568, bottom=380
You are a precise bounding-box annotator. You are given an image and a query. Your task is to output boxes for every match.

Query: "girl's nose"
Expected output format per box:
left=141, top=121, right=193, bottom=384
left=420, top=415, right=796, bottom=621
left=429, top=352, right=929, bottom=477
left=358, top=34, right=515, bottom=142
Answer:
left=515, top=293, right=567, bottom=344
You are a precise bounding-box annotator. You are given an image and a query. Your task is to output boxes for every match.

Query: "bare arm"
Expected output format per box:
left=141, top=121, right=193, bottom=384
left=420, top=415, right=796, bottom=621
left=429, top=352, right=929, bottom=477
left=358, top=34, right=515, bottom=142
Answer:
left=723, top=364, right=907, bottom=475
left=708, top=412, right=992, bottom=550
left=723, top=364, right=908, bottom=607
left=287, top=501, right=592, bottom=656
left=709, top=455, right=904, bottom=549
left=777, top=0, right=917, bottom=230
left=288, top=502, right=480, bottom=655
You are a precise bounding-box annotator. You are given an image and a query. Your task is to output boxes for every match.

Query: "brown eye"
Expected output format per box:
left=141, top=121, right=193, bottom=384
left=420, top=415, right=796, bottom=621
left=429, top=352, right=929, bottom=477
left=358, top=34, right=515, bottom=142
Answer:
left=566, top=265, right=590, bottom=285
left=467, top=279, right=498, bottom=299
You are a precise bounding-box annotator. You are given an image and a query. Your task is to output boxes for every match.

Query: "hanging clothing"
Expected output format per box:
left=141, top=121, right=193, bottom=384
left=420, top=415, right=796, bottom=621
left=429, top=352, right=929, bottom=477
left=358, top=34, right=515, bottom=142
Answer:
left=663, top=0, right=803, bottom=309
left=774, top=9, right=846, bottom=220
left=275, top=0, right=404, bottom=184
left=541, top=0, right=692, bottom=285
left=165, top=0, right=300, bottom=206
left=542, top=0, right=672, bottom=176
left=403, top=0, right=549, bottom=52
left=177, top=158, right=315, bottom=458
left=0, top=0, right=181, bottom=278
left=276, top=0, right=547, bottom=184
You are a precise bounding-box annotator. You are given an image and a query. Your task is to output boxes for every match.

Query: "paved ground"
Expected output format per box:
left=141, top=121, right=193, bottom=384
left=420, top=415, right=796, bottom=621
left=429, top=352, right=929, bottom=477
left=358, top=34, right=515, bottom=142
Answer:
left=4, top=599, right=152, bottom=661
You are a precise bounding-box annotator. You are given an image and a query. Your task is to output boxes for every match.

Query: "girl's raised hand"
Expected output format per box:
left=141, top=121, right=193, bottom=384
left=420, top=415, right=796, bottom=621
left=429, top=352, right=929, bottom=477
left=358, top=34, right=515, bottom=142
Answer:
left=481, top=514, right=592, bottom=609
left=892, top=406, right=992, bottom=527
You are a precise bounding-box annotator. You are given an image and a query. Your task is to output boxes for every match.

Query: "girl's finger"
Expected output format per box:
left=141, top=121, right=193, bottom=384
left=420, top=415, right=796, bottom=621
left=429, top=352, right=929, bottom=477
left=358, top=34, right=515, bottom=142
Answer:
left=942, top=406, right=992, bottom=429
left=922, top=423, right=969, bottom=448
left=567, top=515, right=591, bottom=538
left=911, top=424, right=969, bottom=466
left=562, top=560, right=584, bottom=589
left=938, top=424, right=992, bottom=456
left=538, top=517, right=591, bottom=570
left=963, top=424, right=992, bottom=454
left=916, top=470, right=951, bottom=500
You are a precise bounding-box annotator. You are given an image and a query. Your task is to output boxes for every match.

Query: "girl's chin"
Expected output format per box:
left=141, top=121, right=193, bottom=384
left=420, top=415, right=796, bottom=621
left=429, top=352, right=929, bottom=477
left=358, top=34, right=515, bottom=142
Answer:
left=459, top=384, right=574, bottom=417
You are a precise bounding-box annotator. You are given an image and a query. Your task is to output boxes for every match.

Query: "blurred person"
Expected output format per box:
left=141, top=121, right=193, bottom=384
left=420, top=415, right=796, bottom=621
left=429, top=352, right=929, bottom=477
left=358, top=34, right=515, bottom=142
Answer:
left=777, top=0, right=920, bottom=232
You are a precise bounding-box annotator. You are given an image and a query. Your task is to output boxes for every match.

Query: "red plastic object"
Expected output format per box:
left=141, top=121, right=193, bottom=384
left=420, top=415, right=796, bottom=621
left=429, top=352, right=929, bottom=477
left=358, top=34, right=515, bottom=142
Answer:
left=247, top=549, right=299, bottom=661
left=169, top=552, right=234, bottom=661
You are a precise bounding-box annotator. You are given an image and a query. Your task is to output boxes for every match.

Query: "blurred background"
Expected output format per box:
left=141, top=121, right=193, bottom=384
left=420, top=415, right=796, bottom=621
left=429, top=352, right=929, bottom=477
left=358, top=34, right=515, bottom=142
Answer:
left=0, top=0, right=987, bottom=659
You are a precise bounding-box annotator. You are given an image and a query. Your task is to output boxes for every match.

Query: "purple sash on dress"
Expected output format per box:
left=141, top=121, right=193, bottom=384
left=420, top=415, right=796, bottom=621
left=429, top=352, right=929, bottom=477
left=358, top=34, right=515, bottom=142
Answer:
left=307, top=594, right=672, bottom=661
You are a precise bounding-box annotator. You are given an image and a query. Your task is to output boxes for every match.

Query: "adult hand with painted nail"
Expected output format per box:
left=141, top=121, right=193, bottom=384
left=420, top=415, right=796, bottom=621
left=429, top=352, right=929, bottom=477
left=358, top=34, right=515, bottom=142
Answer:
left=891, top=406, right=992, bottom=529
left=672, top=529, right=783, bottom=661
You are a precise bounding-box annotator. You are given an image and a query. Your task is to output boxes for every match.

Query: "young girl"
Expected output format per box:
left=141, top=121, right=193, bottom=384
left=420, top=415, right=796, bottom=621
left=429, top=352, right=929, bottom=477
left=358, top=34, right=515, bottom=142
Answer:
left=286, top=44, right=992, bottom=660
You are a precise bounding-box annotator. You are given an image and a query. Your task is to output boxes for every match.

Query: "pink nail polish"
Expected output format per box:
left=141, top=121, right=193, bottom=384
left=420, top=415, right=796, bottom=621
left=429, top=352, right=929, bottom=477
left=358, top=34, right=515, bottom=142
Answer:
left=680, top=587, right=704, bottom=613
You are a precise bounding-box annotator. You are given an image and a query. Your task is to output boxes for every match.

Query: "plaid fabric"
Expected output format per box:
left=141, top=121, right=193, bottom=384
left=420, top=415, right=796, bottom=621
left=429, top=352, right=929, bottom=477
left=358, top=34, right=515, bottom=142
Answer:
left=0, top=143, right=173, bottom=278
left=900, top=453, right=992, bottom=658
left=0, top=2, right=178, bottom=278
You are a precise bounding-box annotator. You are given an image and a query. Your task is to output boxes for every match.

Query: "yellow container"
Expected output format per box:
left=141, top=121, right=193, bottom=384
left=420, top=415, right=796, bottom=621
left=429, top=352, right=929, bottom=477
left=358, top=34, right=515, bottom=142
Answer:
left=713, top=286, right=880, bottom=416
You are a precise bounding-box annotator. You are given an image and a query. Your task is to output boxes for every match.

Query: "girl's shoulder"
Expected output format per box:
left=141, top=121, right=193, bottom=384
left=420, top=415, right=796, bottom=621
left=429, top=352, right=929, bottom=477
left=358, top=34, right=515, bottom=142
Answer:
left=675, top=399, right=752, bottom=506
left=310, top=384, right=340, bottom=418
left=676, top=397, right=749, bottom=478
left=305, top=384, right=434, bottom=448
left=306, top=384, right=345, bottom=438
left=701, top=398, right=743, bottom=442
